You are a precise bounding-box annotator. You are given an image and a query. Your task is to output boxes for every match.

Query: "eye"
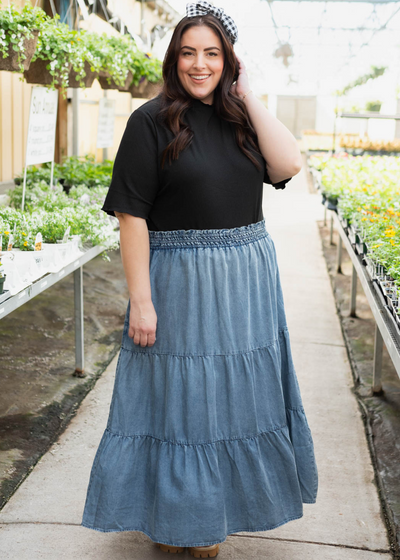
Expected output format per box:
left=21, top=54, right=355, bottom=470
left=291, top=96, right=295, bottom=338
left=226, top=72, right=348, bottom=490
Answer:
left=208, top=52, right=218, bottom=56
left=182, top=51, right=193, bottom=56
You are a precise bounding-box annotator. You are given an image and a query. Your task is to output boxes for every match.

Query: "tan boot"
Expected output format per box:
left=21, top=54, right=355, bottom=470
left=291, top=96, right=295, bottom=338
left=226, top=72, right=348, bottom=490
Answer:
left=155, top=542, right=185, bottom=554
left=188, top=543, right=220, bottom=558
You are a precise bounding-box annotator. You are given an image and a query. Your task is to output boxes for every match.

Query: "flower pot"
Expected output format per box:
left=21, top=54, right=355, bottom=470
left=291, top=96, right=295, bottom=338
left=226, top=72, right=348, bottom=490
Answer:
left=24, top=57, right=71, bottom=86
left=0, top=29, right=39, bottom=72
left=355, top=239, right=368, bottom=256
left=348, top=225, right=361, bottom=245
left=129, top=79, right=162, bottom=99
left=365, top=257, right=382, bottom=281
left=326, top=199, right=338, bottom=212
left=98, top=70, right=133, bottom=91
left=0, top=274, right=6, bottom=295
left=68, top=60, right=99, bottom=88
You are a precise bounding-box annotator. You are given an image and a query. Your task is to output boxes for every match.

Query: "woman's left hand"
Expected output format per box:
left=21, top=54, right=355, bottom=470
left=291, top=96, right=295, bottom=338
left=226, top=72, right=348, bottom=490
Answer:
left=230, top=55, right=251, bottom=99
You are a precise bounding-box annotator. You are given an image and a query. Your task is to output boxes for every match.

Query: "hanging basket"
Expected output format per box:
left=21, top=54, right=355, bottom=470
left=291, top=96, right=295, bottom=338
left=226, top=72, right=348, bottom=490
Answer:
left=68, top=60, right=99, bottom=88
left=98, top=70, right=133, bottom=91
left=129, top=79, right=162, bottom=99
left=24, top=57, right=72, bottom=86
left=0, top=29, right=39, bottom=73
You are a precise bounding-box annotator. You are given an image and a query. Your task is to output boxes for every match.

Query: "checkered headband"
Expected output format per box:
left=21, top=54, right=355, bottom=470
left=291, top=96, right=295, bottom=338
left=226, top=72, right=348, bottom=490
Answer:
left=185, top=1, right=238, bottom=45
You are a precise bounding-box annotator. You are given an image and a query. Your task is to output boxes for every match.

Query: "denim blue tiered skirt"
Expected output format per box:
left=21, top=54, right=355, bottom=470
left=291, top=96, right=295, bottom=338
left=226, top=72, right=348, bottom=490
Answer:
left=81, top=218, right=318, bottom=547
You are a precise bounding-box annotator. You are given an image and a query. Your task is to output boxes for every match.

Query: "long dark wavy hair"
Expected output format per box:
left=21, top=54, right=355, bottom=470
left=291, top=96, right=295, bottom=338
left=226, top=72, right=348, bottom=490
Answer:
left=158, top=13, right=263, bottom=172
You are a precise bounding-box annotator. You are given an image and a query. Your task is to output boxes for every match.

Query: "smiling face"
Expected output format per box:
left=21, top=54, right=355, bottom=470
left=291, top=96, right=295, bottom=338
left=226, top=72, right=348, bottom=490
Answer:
left=177, top=25, right=224, bottom=105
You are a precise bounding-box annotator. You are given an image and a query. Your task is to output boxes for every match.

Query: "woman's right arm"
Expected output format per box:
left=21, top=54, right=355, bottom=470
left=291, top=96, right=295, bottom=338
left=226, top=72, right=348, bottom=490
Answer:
left=115, top=212, right=157, bottom=347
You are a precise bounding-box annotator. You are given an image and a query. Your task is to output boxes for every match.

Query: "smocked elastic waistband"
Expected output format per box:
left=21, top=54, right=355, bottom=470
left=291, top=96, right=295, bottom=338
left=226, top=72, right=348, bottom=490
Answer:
left=148, top=219, right=269, bottom=249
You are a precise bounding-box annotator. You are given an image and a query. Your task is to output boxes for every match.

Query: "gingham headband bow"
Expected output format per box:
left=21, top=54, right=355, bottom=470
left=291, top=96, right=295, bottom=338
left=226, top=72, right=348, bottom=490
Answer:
left=186, top=1, right=238, bottom=44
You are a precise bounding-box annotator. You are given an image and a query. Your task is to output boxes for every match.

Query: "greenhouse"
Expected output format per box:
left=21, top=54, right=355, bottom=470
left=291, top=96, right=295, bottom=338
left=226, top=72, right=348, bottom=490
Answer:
left=0, top=0, right=400, bottom=558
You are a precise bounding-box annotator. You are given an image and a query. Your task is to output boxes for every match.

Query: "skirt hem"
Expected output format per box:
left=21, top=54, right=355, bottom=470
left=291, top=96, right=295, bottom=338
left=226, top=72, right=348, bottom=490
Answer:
left=80, top=511, right=305, bottom=547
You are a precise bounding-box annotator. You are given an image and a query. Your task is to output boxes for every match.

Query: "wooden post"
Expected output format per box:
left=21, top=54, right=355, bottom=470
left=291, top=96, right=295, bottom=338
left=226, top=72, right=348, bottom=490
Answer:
left=55, top=88, right=68, bottom=164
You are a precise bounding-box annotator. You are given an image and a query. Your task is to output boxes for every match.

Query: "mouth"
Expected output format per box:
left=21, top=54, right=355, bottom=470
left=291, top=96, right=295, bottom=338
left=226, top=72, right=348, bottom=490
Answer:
left=189, top=74, right=211, bottom=83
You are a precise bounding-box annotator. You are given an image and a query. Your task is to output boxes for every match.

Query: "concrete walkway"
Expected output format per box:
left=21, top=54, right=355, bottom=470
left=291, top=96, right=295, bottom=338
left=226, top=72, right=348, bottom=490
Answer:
left=0, top=165, right=392, bottom=559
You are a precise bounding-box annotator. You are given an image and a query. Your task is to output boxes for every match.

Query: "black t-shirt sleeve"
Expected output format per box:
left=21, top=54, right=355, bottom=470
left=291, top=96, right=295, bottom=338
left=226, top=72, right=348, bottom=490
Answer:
left=263, top=162, right=292, bottom=190
left=101, top=108, right=159, bottom=219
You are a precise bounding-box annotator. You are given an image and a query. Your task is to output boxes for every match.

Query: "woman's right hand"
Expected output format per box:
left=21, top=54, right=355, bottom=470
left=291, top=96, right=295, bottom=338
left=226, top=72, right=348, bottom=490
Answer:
left=129, top=299, right=158, bottom=347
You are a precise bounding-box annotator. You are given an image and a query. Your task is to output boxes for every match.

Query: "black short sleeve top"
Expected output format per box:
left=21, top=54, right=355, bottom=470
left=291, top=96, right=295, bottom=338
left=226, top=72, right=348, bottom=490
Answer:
left=101, top=95, right=292, bottom=231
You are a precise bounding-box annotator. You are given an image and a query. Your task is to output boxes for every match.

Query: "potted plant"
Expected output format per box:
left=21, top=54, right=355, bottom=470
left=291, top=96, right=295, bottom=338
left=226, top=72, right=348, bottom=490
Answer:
left=92, top=34, right=136, bottom=90
left=67, top=29, right=100, bottom=89
left=24, top=15, right=76, bottom=93
left=0, top=2, right=47, bottom=73
left=365, top=100, right=382, bottom=112
left=128, top=52, right=162, bottom=98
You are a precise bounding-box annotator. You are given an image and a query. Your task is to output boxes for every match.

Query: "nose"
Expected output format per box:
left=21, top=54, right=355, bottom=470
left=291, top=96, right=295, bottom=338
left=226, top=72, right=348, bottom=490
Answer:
left=193, top=53, right=207, bottom=70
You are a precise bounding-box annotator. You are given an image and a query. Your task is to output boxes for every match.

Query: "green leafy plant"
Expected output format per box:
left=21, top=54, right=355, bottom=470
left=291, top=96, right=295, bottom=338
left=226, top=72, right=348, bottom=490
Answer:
left=335, top=65, right=387, bottom=97
left=0, top=1, right=48, bottom=72
left=365, top=100, right=382, bottom=112
left=29, top=15, right=97, bottom=93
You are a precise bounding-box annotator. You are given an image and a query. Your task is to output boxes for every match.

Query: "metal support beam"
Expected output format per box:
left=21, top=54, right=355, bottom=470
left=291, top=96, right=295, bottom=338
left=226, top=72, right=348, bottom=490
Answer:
left=350, top=264, right=357, bottom=317
left=372, top=323, right=383, bottom=394
left=74, top=266, right=85, bottom=377
left=329, top=211, right=334, bottom=245
left=336, top=234, right=343, bottom=273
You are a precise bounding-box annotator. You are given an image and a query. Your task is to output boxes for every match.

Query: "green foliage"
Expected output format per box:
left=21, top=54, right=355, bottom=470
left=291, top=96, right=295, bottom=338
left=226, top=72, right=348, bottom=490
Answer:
left=0, top=3, right=163, bottom=89
left=309, top=153, right=400, bottom=286
left=365, top=100, right=382, bottom=112
left=335, top=65, right=387, bottom=97
left=0, top=0, right=48, bottom=72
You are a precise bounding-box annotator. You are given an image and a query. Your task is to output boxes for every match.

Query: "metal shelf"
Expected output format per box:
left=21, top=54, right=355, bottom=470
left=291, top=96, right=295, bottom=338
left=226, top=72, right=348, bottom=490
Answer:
left=332, top=210, right=400, bottom=387
left=0, top=243, right=107, bottom=375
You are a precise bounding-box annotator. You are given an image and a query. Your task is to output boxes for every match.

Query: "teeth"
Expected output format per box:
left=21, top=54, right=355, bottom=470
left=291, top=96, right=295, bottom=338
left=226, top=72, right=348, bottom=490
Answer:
left=191, top=75, right=210, bottom=80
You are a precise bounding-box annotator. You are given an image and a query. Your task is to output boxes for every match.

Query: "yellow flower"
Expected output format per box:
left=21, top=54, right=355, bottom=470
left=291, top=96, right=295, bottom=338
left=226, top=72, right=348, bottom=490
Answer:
left=384, top=230, right=396, bottom=237
left=21, top=232, right=26, bottom=236
left=24, top=241, right=28, bottom=246
left=390, top=239, right=396, bottom=246
left=372, top=243, right=383, bottom=248
left=4, top=230, right=9, bottom=235
left=361, top=217, right=368, bottom=221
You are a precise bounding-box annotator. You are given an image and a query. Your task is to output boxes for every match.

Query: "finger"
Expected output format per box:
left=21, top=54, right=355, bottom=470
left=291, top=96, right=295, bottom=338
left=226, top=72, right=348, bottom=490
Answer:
left=133, top=330, right=141, bottom=345
left=140, top=333, right=149, bottom=347
left=147, top=332, right=156, bottom=346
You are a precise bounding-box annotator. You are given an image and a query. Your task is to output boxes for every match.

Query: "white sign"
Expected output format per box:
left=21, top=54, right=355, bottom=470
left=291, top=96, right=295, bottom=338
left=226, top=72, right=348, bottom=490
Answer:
left=97, top=98, right=116, bottom=149
left=25, top=87, right=58, bottom=166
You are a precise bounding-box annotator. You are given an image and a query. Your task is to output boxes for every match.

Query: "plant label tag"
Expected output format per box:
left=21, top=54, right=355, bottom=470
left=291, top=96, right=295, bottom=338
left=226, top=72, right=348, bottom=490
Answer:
left=34, top=232, right=42, bottom=251
left=7, top=234, right=14, bottom=251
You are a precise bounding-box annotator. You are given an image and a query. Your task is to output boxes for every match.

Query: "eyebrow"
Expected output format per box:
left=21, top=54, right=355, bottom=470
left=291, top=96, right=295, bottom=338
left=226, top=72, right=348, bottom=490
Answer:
left=180, top=46, right=221, bottom=51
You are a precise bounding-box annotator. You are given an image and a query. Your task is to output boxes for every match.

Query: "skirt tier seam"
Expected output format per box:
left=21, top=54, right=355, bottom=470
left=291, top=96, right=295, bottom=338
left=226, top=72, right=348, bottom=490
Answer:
left=102, top=418, right=305, bottom=447
left=121, top=327, right=289, bottom=358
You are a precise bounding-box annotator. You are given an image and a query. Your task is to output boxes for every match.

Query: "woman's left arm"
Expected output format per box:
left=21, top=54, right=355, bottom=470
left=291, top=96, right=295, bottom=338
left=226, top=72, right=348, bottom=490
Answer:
left=232, top=56, right=302, bottom=184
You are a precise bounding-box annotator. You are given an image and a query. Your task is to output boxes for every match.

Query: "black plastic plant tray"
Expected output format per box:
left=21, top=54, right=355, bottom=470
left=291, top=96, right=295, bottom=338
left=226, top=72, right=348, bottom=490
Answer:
left=385, top=306, right=400, bottom=347
left=356, top=240, right=368, bottom=256
left=373, top=279, right=389, bottom=308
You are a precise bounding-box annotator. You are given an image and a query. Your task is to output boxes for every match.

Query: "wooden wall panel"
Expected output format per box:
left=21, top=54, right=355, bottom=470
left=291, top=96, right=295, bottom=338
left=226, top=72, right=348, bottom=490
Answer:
left=12, top=73, right=23, bottom=174
left=0, top=72, right=13, bottom=181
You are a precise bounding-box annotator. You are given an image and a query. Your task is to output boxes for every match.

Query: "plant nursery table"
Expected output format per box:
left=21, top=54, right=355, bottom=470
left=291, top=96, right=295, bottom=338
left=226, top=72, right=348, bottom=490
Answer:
left=0, top=244, right=106, bottom=377
left=331, top=209, right=400, bottom=394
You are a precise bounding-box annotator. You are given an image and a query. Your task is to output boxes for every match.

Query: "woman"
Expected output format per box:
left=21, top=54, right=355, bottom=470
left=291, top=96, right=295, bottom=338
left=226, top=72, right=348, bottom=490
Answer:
left=81, top=2, right=318, bottom=558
